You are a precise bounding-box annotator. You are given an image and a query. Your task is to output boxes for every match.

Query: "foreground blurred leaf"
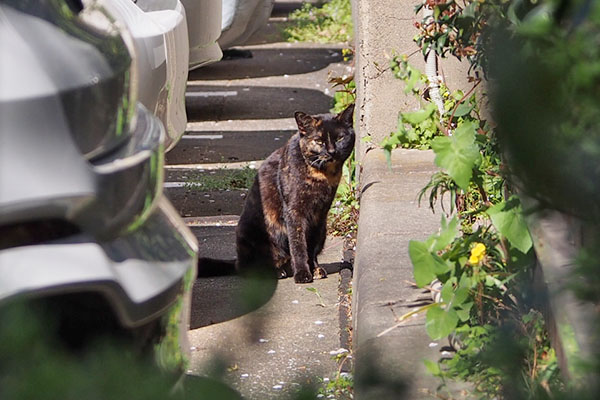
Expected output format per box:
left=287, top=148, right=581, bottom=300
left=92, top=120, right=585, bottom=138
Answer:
left=487, top=197, right=533, bottom=254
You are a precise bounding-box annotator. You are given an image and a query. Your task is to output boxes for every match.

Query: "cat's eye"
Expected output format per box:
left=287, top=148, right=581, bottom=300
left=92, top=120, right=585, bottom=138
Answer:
left=312, top=139, right=324, bottom=146
left=336, top=135, right=345, bottom=143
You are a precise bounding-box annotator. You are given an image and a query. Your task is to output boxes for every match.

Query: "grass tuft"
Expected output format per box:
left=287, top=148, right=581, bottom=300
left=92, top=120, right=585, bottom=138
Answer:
left=284, top=0, right=353, bottom=43
left=185, top=167, right=257, bottom=191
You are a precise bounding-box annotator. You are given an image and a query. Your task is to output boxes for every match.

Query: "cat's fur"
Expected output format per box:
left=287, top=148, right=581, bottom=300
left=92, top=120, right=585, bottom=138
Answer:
left=198, top=104, right=355, bottom=283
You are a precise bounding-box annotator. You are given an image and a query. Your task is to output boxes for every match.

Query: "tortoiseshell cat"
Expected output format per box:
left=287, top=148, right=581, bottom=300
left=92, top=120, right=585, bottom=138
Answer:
left=198, top=104, right=355, bottom=283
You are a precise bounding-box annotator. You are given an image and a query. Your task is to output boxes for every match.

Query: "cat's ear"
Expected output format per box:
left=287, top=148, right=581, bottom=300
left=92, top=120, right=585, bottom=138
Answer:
left=294, top=111, right=315, bottom=136
left=336, top=103, right=355, bottom=128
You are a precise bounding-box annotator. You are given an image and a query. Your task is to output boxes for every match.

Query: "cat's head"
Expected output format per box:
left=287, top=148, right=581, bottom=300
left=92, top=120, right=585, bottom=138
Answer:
left=294, top=104, right=355, bottom=171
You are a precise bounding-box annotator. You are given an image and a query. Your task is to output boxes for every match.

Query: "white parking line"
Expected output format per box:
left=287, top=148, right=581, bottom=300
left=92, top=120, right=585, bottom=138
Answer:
left=186, top=118, right=296, bottom=132
left=181, top=135, right=224, bottom=140
left=164, top=160, right=263, bottom=170
left=184, top=216, right=240, bottom=227
left=185, top=91, right=238, bottom=98
left=163, top=182, right=188, bottom=188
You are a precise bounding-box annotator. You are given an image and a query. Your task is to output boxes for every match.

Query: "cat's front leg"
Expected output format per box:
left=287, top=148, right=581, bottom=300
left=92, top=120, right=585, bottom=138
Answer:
left=312, top=259, right=327, bottom=279
left=284, top=213, right=313, bottom=283
left=310, top=224, right=328, bottom=280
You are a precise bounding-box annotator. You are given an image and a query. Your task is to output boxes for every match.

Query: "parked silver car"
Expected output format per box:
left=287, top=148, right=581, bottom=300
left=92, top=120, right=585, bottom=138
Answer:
left=180, top=0, right=223, bottom=70
left=219, top=0, right=274, bottom=49
left=98, top=0, right=190, bottom=151
left=0, top=0, right=197, bottom=359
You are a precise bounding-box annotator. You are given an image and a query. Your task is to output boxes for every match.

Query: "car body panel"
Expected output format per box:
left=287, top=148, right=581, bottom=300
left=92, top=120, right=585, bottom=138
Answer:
left=0, top=197, right=197, bottom=328
left=1, top=102, right=165, bottom=239
left=99, top=0, right=189, bottom=151
left=219, top=0, right=274, bottom=49
left=180, top=0, right=223, bottom=70
left=0, top=1, right=135, bottom=159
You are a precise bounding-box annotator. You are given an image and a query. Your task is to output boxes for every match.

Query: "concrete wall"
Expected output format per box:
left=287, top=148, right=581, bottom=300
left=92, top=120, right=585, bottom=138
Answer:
left=352, top=0, right=470, bottom=160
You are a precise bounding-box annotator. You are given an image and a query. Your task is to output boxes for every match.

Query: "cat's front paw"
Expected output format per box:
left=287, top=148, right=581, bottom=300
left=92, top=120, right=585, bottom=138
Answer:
left=294, top=269, right=313, bottom=284
left=276, top=268, right=288, bottom=279
left=313, top=266, right=327, bottom=279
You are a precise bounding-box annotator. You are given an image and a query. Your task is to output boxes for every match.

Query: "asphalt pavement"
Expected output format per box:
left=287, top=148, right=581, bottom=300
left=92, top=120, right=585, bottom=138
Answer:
left=164, top=2, right=353, bottom=398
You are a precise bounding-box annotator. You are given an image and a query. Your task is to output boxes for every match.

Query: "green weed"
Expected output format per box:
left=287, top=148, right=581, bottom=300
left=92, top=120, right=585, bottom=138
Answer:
left=185, top=167, right=257, bottom=191
left=306, top=287, right=326, bottom=307
left=284, top=0, right=353, bottom=43
left=327, top=73, right=358, bottom=239
left=320, top=372, right=353, bottom=400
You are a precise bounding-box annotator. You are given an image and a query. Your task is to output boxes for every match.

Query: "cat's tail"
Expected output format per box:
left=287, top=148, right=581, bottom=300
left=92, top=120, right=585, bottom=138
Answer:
left=196, top=258, right=237, bottom=277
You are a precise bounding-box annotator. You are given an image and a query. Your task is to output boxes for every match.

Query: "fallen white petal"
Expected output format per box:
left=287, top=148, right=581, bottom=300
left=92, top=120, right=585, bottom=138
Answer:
left=329, top=348, right=349, bottom=355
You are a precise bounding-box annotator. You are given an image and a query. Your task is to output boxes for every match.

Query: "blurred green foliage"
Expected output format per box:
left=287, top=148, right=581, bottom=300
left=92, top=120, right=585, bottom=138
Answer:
left=0, top=302, right=241, bottom=400
left=284, top=0, right=353, bottom=43
left=489, top=0, right=600, bottom=222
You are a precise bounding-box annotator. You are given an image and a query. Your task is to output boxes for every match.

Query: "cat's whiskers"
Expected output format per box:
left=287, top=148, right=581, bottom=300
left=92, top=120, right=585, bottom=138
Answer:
left=309, top=157, right=325, bottom=169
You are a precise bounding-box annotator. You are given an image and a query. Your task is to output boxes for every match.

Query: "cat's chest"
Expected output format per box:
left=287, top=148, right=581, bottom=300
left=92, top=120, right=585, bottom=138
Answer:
left=298, top=170, right=338, bottom=210
left=305, top=164, right=341, bottom=188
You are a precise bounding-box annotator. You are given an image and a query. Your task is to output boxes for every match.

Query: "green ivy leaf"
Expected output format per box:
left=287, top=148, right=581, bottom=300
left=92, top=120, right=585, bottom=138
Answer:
left=463, top=2, right=477, bottom=18
left=409, top=240, right=451, bottom=287
left=404, top=65, right=422, bottom=93
left=431, top=121, right=480, bottom=190
left=456, top=302, right=473, bottom=322
left=426, top=305, right=459, bottom=340
left=430, top=215, right=459, bottom=252
left=453, top=102, right=474, bottom=117
left=487, top=197, right=533, bottom=253
left=401, top=103, right=437, bottom=125
left=455, top=287, right=470, bottom=305
left=441, top=283, right=469, bottom=308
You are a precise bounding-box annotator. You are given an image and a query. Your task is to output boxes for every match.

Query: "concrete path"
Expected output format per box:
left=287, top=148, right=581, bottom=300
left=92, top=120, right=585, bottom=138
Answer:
left=353, top=150, right=470, bottom=399
left=164, top=1, right=353, bottom=398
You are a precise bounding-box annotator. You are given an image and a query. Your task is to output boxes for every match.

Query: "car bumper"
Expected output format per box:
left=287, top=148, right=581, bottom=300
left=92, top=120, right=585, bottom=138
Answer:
left=2, top=102, right=165, bottom=238
left=181, top=0, right=223, bottom=70
left=0, top=196, right=198, bottom=328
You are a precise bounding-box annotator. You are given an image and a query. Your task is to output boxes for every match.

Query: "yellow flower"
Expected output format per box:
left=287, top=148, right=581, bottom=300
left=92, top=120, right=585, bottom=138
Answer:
left=469, top=243, right=486, bottom=265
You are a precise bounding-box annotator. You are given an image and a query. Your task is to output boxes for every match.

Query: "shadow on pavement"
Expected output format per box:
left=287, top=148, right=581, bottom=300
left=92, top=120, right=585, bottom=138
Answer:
left=188, top=48, right=343, bottom=81
left=182, top=375, right=243, bottom=400
left=186, top=85, right=333, bottom=121
left=165, top=190, right=246, bottom=217
left=189, top=262, right=343, bottom=329
left=165, top=130, right=295, bottom=165
left=190, top=274, right=276, bottom=330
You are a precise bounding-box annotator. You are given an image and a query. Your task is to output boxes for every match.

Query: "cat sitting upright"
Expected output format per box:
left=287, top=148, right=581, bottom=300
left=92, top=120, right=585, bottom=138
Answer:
left=198, top=104, right=355, bottom=283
